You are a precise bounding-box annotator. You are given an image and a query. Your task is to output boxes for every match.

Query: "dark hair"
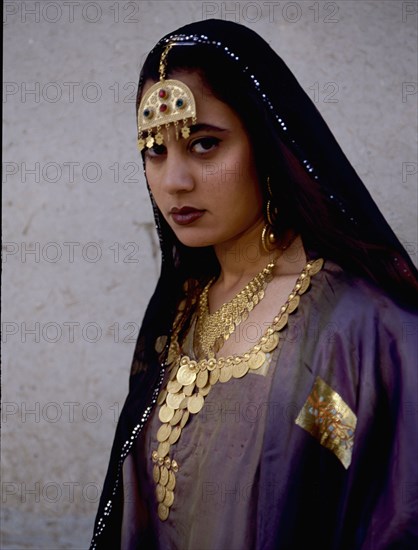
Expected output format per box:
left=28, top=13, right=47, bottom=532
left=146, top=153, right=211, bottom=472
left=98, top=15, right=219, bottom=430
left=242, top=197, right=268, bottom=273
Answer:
left=137, top=42, right=418, bottom=308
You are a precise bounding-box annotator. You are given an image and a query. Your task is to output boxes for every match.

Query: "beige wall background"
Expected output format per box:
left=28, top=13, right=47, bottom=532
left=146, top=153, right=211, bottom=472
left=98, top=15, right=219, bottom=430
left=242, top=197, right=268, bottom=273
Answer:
left=2, top=1, right=417, bottom=548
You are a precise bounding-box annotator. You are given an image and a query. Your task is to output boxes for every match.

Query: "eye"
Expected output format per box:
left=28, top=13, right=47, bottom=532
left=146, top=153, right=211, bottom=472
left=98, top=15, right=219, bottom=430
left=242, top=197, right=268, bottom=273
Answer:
left=145, top=143, right=166, bottom=159
left=190, top=137, right=220, bottom=154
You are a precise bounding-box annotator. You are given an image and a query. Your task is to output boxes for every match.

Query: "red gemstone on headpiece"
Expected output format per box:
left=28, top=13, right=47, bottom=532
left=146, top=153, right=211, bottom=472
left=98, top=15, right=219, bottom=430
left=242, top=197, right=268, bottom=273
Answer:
left=159, top=104, right=167, bottom=112
left=159, top=89, right=167, bottom=98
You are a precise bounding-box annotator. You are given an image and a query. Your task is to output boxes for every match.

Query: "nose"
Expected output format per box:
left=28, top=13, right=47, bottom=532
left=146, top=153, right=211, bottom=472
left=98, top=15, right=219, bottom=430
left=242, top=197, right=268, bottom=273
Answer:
left=160, top=147, right=195, bottom=195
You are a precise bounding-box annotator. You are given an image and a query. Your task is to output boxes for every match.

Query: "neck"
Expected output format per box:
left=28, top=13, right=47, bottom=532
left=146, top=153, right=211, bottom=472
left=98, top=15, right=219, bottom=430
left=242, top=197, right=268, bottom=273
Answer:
left=213, top=220, right=306, bottom=291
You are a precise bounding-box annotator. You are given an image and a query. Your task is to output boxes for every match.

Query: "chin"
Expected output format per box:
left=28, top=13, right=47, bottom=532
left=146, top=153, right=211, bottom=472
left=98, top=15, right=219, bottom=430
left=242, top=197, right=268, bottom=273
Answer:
left=176, top=237, right=214, bottom=249
left=172, top=229, right=217, bottom=249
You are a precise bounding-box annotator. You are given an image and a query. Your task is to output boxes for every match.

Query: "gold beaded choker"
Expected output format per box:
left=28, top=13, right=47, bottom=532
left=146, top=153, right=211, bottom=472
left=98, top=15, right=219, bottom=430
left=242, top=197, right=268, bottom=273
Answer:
left=194, top=257, right=277, bottom=359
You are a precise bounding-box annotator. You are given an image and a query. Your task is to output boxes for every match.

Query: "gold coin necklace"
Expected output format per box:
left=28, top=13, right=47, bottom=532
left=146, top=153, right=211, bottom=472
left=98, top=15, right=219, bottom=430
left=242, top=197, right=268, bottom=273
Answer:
left=194, top=256, right=277, bottom=359
left=151, top=258, right=324, bottom=521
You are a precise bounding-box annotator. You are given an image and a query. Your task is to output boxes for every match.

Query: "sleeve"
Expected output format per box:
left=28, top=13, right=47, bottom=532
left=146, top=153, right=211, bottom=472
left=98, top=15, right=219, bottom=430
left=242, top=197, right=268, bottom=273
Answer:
left=290, top=275, right=418, bottom=549
left=360, top=306, right=418, bottom=549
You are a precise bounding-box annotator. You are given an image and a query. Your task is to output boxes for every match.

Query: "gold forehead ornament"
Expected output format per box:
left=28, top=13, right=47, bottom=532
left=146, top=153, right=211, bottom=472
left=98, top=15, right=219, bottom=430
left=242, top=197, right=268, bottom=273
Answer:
left=137, top=43, right=197, bottom=152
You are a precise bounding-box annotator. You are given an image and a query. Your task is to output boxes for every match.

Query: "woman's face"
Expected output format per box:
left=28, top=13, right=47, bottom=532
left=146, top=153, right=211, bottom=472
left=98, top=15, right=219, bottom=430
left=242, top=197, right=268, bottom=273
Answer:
left=142, top=71, right=264, bottom=249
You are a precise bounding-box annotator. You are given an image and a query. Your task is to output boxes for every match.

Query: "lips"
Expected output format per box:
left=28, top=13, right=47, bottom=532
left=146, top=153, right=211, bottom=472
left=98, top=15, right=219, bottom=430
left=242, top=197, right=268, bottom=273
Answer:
left=170, top=206, right=205, bottom=225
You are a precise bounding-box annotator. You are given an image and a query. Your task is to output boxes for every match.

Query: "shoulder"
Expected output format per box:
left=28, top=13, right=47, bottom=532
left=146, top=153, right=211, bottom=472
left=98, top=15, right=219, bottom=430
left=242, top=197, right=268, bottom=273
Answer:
left=302, top=260, right=417, bottom=389
left=299, top=259, right=417, bottom=377
left=311, top=259, right=417, bottom=326
left=292, top=259, right=417, bottom=413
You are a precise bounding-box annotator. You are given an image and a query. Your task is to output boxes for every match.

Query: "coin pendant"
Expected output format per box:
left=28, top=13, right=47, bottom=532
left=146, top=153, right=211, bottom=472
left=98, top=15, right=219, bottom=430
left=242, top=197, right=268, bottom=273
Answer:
left=199, top=383, right=212, bottom=397
left=159, top=404, right=175, bottom=423
left=256, top=351, right=266, bottom=370
left=219, top=363, right=233, bottom=383
left=163, top=489, right=174, bottom=507
left=167, top=347, right=178, bottom=365
left=177, top=364, right=197, bottom=386
left=167, top=379, right=182, bottom=393
left=232, top=361, right=249, bottom=379
left=187, top=393, right=205, bottom=414
left=157, top=441, right=170, bottom=458
left=248, top=351, right=265, bottom=370
left=166, top=470, right=176, bottom=491
left=196, top=369, right=208, bottom=388
left=155, top=483, right=166, bottom=503
left=159, top=466, right=169, bottom=486
left=168, top=362, right=180, bottom=380
left=156, top=423, right=172, bottom=442
left=179, top=397, right=188, bottom=409
left=183, top=382, right=195, bottom=397
left=179, top=410, right=189, bottom=428
left=157, top=388, right=167, bottom=406
left=287, top=295, right=300, bottom=314
left=168, top=425, right=181, bottom=445
left=308, top=258, right=324, bottom=275
left=155, top=335, right=167, bottom=353
left=298, top=275, right=311, bottom=294
left=153, top=464, right=160, bottom=483
left=158, top=503, right=169, bottom=521
left=273, top=312, right=289, bottom=332
left=261, top=332, right=279, bottom=353
left=169, top=409, right=183, bottom=426
left=209, top=367, right=220, bottom=385
left=166, top=391, right=185, bottom=410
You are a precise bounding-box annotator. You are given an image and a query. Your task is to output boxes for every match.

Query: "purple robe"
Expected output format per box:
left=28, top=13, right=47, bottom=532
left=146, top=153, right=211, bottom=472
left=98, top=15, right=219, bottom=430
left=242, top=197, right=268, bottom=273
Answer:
left=91, top=260, right=418, bottom=549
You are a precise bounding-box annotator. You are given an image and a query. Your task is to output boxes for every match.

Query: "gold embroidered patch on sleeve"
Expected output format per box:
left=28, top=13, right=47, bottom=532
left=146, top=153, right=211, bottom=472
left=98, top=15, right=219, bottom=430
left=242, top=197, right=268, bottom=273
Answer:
left=295, top=376, right=357, bottom=469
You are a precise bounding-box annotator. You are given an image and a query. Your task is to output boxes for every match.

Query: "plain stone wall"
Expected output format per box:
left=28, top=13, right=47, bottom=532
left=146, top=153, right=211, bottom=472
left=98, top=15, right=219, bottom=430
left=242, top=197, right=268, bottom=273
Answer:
left=2, top=1, right=417, bottom=548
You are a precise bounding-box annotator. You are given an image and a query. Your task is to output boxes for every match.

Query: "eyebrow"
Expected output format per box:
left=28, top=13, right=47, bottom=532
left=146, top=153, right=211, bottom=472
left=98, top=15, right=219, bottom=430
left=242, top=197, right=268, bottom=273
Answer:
left=189, top=123, right=227, bottom=134
left=147, top=123, right=228, bottom=141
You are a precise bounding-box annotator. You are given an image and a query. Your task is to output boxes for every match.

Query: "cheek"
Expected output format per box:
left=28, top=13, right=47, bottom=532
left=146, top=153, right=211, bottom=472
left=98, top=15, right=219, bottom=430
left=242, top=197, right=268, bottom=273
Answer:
left=220, top=147, right=261, bottom=204
left=206, top=145, right=257, bottom=193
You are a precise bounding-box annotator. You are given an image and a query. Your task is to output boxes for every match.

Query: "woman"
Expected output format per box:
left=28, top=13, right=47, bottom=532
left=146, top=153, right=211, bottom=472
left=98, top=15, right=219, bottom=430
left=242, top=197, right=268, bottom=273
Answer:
left=91, top=20, right=418, bottom=549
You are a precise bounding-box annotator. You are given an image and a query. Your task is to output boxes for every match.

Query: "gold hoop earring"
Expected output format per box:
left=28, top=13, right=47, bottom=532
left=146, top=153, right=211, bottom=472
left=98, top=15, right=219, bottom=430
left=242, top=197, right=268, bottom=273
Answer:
left=266, top=176, right=279, bottom=224
left=261, top=224, right=277, bottom=253
left=266, top=200, right=279, bottom=226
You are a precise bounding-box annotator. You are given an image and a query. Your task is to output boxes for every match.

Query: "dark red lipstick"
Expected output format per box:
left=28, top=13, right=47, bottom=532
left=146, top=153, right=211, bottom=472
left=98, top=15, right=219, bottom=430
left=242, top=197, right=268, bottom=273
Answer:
left=170, top=207, right=205, bottom=225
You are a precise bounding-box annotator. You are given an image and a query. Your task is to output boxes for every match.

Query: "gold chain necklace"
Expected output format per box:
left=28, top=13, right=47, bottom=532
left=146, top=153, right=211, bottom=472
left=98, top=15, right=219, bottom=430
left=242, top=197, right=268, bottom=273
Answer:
left=151, top=258, right=324, bottom=522
left=195, top=257, right=277, bottom=359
